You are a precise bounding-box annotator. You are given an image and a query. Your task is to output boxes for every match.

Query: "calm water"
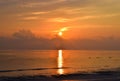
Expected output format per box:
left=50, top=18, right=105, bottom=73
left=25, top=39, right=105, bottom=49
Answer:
left=0, top=50, right=120, bottom=76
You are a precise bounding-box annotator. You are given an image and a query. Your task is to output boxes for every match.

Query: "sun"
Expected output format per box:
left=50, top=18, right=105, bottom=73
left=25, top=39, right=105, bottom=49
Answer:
left=58, top=31, right=62, bottom=36
left=53, top=27, right=69, bottom=37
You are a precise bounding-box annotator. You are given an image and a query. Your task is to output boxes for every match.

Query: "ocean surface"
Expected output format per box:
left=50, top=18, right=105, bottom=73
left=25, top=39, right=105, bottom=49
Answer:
left=0, top=50, right=120, bottom=77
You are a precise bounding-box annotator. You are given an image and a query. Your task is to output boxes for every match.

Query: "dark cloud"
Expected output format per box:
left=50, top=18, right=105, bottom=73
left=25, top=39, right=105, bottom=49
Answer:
left=0, top=0, right=90, bottom=14
left=0, top=30, right=120, bottom=50
left=68, top=38, right=120, bottom=50
left=13, top=29, right=35, bottom=39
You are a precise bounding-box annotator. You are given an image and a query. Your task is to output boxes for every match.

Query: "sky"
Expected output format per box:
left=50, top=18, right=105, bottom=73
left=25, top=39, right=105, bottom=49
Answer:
left=0, top=0, right=120, bottom=50
left=0, top=0, right=120, bottom=39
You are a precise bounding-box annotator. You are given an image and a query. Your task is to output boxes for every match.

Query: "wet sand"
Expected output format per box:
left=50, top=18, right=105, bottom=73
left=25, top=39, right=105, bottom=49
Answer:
left=0, top=70, right=120, bottom=81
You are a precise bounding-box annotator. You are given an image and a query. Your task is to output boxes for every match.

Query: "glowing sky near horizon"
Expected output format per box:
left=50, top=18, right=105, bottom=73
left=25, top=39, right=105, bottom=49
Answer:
left=0, top=0, right=120, bottom=39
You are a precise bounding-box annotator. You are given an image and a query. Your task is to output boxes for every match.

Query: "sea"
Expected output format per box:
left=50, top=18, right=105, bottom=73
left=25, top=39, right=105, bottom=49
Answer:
left=0, top=50, right=120, bottom=77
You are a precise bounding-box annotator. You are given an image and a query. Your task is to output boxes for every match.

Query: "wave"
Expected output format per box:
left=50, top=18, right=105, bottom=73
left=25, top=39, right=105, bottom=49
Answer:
left=0, top=70, right=120, bottom=81
left=53, top=70, right=120, bottom=81
left=0, top=68, right=120, bottom=81
left=0, top=67, right=69, bottom=73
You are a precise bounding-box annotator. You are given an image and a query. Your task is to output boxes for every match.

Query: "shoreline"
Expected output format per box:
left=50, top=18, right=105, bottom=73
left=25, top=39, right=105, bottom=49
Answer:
left=0, top=70, right=120, bottom=81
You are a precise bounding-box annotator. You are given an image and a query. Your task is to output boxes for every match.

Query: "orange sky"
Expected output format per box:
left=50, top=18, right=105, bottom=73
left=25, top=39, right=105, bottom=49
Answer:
left=0, top=0, right=120, bottom=39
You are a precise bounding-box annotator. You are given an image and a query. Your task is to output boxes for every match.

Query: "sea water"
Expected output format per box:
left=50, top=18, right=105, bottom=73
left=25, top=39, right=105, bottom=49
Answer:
left=0, top=50, right=120, bottom=76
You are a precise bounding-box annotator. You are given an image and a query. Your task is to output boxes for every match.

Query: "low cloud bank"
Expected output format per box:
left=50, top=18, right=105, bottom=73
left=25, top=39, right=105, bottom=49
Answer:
left=0, top=30, right=120, bottom=50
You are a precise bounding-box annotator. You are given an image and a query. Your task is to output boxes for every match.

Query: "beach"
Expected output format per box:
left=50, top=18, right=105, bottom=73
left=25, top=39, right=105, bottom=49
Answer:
left=0, top=70, right=120, bottom=81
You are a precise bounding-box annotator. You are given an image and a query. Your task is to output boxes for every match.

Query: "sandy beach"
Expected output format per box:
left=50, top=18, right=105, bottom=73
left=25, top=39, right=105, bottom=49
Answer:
left=0, top=70, right=120, bottom=81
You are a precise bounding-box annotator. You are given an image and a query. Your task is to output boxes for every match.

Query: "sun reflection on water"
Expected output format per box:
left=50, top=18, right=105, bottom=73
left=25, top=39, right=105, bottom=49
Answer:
left=57, top=50, right=64, bottom=75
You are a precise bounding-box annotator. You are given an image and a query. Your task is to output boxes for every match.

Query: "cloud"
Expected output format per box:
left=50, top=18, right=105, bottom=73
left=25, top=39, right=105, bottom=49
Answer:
left=68, top=13, right=120, bottom=22
left=0, top=30, right=120, bottom=50
left=48, top=17, right=70, bottom=22
left=13, top=29, right=35, bottom=39
left=31, top=11, right=48, bottom=15
left=21, top=0, right=67, bottom=8
left=22, top=16, right=38, bottom=20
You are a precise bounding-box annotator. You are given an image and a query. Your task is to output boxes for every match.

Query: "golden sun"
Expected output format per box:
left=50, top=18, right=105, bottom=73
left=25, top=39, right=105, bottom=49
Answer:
left=53, top=27, right=69, bottom=37
left=58, top=31, right=62, bottom=36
